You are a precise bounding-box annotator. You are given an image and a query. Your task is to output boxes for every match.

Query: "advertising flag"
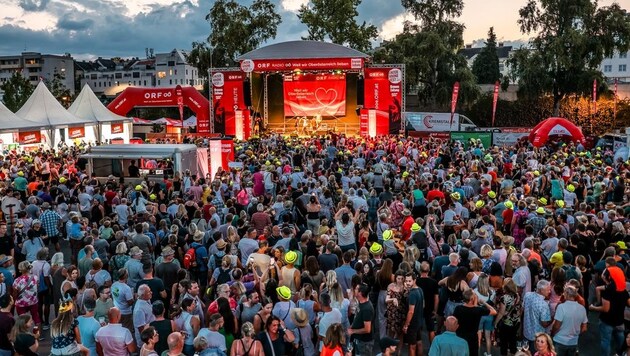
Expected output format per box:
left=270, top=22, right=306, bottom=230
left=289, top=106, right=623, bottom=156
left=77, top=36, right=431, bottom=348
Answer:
left=450, top=82, right=460, bottom=128
left=492, top=81, right=500, bottom=127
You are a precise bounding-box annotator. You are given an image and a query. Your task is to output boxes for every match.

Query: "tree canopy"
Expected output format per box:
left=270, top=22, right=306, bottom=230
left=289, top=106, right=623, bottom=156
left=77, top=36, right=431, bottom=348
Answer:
left=297, top=0, right=378, bottom=53
left=1, top=72, right=34, bottom=112
left=472, top=27, right=501, bottom=84
left=508, top=0, right=630, bottom=115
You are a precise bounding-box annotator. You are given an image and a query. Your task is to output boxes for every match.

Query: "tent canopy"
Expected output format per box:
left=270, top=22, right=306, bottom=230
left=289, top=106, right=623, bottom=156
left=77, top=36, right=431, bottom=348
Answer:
left=0, top=101, right=42, bottom=132
left=237, top=40, right=369, bottom=61
left=16, top=81, right=88, bottom=128
left=68, top=84, right=131, bottom=123
left=529, top=117, right=585, bottom=147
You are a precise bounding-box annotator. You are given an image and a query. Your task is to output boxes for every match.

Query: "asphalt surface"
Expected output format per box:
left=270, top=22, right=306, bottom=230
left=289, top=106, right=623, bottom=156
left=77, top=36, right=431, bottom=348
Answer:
left=35, top=240, right=604, bottom=355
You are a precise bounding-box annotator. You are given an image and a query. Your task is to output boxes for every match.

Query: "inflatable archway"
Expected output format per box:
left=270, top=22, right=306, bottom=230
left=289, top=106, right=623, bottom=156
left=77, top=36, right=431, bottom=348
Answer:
left=528, top=117, right=585, bottom=147
left=107, top=86, right=210, bottom=134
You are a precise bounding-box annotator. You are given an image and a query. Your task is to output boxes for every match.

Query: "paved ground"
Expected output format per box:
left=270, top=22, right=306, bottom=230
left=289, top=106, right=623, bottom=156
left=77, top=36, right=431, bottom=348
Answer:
left=35, top=240, right=604, bottom=355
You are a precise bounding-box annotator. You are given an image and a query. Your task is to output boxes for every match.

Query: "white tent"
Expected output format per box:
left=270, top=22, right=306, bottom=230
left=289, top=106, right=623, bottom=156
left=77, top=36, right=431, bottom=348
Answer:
left=16, top=81, right=90, bottom=146
left=68, top=85, right=132, bottom=143
left=0, top=98, right=44, bottom=132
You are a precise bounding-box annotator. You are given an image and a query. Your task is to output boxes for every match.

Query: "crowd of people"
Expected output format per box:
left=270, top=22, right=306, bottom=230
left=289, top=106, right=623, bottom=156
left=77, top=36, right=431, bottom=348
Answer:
left=0, top=132, right=628, bottom=356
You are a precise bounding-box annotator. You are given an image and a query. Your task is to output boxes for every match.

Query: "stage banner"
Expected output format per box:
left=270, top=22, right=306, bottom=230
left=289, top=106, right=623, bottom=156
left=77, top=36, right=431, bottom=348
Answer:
left=283, top=73, right=346, bottom=117
left=211, top=72, right=246, bottom=136
left=68, top=126, right=85, bottom=139
left=364, top=68, right=403, bottom=135
left=245, top=58, right=363, bottom=72
left=18, top=131, right=41, bottom=145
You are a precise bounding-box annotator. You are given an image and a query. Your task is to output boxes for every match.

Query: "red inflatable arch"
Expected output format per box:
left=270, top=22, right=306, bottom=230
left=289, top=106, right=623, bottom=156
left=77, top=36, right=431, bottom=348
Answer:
left=528, top=117, right=585, bottom=147
left=107, top=86, right=210, bottom=134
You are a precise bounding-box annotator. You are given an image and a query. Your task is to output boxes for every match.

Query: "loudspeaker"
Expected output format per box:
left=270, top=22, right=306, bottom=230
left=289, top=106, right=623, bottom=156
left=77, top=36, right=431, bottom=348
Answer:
left=356, top=76, right=364, bottom=106
left=243, top=78, right=252, bottom=107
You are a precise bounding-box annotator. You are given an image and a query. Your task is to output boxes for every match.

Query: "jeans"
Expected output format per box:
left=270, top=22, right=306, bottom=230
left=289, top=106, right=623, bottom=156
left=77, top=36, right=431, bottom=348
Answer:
left=599, top=321, right=624, bottom=356
left=378, top=290, right=387, bottom=338
left=354, top=340, right=373, bottom=356
left=307, top=218, right=320, bottom=236
left=554, top=342, right=578, bottom=356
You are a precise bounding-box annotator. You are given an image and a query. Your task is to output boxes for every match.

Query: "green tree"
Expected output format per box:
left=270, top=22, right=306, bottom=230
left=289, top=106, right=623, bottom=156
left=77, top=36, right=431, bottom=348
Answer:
left=297, top=0, right=378, bottom=52
left=46, top=69, right=72, bottom=107
left=472, top=27, right=501, bottom=84
left=205, top=0, right=281, bottom=67
left=374, top=0, right=478, bottom=109
left=1, top=72, right=34, bottom=112
left=509, top=0, right=630, bottom=116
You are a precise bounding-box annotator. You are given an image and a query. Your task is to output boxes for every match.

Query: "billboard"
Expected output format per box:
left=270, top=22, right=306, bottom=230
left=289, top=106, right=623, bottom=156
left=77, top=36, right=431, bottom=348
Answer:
left=363, top=68, right=403, bottom=135
left=405, top=112, right=460, bottom=132
left=283, top=73, right=346, bottom=117
left=211, top=71, right=247, bottom=136
left=450, top=132, right=492, bottom=149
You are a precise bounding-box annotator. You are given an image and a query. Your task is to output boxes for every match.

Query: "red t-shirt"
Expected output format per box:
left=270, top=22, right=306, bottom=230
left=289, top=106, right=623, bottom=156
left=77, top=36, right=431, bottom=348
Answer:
left=426, top=189, right=445, bottom=203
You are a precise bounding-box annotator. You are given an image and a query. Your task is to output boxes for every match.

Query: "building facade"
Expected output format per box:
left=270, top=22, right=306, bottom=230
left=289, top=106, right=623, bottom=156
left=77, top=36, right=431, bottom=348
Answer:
left=0, top=52, right=75, bottom=99
left=600, top=51, right=630, bottom=83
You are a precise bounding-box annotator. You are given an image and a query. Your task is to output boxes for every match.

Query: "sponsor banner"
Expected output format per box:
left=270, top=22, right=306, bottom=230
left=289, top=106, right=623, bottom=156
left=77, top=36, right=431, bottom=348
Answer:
left=450, top=82, right=460, bottom=126
left=209, top=139, right=234, bottom=180
left=244, top=58, right=364, bottom=72
left=107, top=87, right=210, bottom=134
left=492, top=132, right=530, bottom=146
left=450, top=131, right=492, bottom=149
left=492, top=81, right=499, bottom=126
left=283, top=73, right=346, bottom=117
left=407, top=131, right=451, bottom=141
left=18, top=131, right=41, bottom=145
left=211, top=72, right=246, bottom=136
left=405, top=112, right=460, bottom=132
left=592, top=79, right=597, bottom=114
left=364, top=68, right=403, bottom=135
left=68, top=126, right=85, bottom=139
left=111, top=123, right=124, bottom=134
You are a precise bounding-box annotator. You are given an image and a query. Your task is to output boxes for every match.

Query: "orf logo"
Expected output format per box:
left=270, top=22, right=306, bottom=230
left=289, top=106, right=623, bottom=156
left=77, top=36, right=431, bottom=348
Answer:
left=388, top=68, right=402, bottom=84
left=212, top=73, right=225, bottom=87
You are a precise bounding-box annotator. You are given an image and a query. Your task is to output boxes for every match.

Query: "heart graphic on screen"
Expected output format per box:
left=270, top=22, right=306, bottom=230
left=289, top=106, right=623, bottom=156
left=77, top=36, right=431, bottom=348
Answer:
left=315, top=88, right=338, bottom=108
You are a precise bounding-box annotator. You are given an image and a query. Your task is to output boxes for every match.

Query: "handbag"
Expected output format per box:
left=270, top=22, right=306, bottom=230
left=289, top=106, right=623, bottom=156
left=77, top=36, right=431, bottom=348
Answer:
left=294, top=329, right=305, bottom=356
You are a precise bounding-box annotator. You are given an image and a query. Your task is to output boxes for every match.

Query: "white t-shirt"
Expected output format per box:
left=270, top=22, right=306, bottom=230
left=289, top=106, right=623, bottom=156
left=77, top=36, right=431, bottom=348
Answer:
left=95, top=323, right=133, bottom=356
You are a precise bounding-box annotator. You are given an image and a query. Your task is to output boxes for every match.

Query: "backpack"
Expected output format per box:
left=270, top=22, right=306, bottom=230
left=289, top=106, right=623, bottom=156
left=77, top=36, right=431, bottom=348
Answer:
left=183, top=246, right=200, bottom=269
left=236, top=189, right=249, bottom=206
left=216, top=268, right=232, bottom=285
left=562, top=265, right=581, bottom=282
left=37, top=262, right=48, bottom=293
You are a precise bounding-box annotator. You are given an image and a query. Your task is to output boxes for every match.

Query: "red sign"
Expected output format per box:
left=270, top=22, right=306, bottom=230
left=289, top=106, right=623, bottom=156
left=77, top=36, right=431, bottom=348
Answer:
left=283, top=73, right=346, bottom=117
left=363, top=68, right=403, bottom=135
left=450, top=81, right=460, bottom=127
left=107, top=87, right=210, bottom=134
left=68, top=126, right=85, bottom=139
left=492, top=81, right=500, bottom=127
left=111, top=123, right=124, bottom=134
left=209, top=139, right=234, bottom=179
left=243, top=58, right=364, bottom=72
left=18, top=131, right=41, bottom=144
left=211, top=71, right=246, bottom=136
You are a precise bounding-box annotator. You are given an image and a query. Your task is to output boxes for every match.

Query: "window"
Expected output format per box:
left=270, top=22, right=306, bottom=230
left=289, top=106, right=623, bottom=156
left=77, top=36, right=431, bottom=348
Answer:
left=157, top=71, right=166, bottom=79
left=115, top=73, right=122, bottom=79
left=169, top=79, right=172, bottom=85
left=169, top=69, right=173, bottom=76
left=620, top=64, right=627, bottom=72
left=144, top=80, right=147, bottom=86
left=157, top=80, right=161, bottom=85
left=604, top=65, right=612, bottom=72
left=186, top=69, right=188, bottom=75
left=620, top=52, right=628, bottom=59
left=132, top=72, right=140, bottom=78
left=168, top=61, right=175, bottom=67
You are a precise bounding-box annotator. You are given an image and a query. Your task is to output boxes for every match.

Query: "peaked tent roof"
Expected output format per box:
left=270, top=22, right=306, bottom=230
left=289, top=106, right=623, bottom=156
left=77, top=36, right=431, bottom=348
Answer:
left=69, top=85, right=131, bottom=123
left=237, top=40, right=369, bottom=61
left=0, top=101, right=42, bottom=132
left=16, top=81, right=90, bottom=128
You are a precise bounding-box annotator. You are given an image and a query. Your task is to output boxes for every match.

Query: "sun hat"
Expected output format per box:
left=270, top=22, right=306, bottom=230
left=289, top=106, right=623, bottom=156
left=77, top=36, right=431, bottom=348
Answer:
left=135, top=185, right=143, bottom=191
left=617, top=241, right=628, bottom=250
left=276, top=286, right=291, bottom=300
left=17, top=171, right=24, bottom=176
left=475, top=201, right=485, bottom=209
left=401, top=209, right=411, bottom=216
left=149, top=194, right=157, bottom=201
left=0, top=254, right=13, bottom=265
left=411, top=223, right=421, bottom=232
left=215, top=239, right=227, bottom=250
left=382, top=230, right=393, bottom=241
left=555, top=200, right=565, bottom=208
left=488, top=191, right=496, bottom=199
left=370, top=243, right=383, bottom=255
left=193, top=230, right=204, bottom=242
left=284, top=251, right=298, bottom=264
left=476, top=227, right=488, bottom=239
left=504, top=201, right=513, bottom=209
left=402, top=171, right=409, bottom=178
left=161, top=246, right=175, bottom=257
left=290, top=308, right=309, bottom=327
left=538, top=197, right=548, bottom=205
left=536, top=207, right=546, bottom=214
left=567, top=184, right=575, bottom=192
left=450, top=192, right=461, bottom=201
left=129, top=246, right=142, bottom=257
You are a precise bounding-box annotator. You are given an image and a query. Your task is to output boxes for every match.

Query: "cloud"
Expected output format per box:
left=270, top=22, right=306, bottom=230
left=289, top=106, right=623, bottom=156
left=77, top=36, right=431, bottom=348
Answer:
left=281, top=0, right=308, bottom=13
left=18, top=0, right=50, bottom=11
left=56, top=14, right=93, bottom=31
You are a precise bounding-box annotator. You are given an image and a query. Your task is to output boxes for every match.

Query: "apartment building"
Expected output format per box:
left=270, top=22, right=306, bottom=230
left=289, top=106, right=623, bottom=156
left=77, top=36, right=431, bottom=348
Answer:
left=0, top=52, right=75, bottom=97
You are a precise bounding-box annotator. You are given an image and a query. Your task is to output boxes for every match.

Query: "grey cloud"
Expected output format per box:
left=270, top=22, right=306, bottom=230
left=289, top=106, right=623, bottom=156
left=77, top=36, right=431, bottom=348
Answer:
left=18, top=0, right=50, bottom=11
left=56, top=14, right=94, bottom=31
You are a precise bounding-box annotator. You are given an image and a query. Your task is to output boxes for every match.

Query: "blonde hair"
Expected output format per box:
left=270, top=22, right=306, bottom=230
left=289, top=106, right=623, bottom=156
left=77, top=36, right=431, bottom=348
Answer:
left=325, top=270, right=337, bottom=292
left=221, top=255, right=232, bottom=268
left=476, top=273, right=491, bottom=297
left=535, top=332, right=555, bottom=354
left=51, top=309, right=75, bottom=338
left=9, top=314, right=31, bottom=343
left=241, top=321, right=256, bottom=338
left=480, top=244, right=493, bottom=259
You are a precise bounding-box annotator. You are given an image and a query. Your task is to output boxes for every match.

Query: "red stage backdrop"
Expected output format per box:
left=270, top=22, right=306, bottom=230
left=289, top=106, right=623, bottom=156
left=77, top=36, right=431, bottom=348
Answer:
left=363, top=68, right=403, bottom=135
left=211, top=72, right=246, bottom=136
left=283, top=73, right=346, bottom=117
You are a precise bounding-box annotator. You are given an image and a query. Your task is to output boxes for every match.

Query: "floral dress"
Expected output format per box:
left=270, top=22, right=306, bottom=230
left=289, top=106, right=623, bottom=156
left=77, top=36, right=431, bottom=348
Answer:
left=386, top=286, right=407, bottom=336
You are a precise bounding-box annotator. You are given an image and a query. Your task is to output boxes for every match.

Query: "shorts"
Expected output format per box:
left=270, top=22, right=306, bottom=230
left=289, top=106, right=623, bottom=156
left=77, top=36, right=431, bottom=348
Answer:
left=49, top=235, right=59, bottom=245
left=424, top=314, right=435, bottom=332
left=479, top=315, right=495, bottom=331
left=404, top=326, right=422, bottom=344
left=38, top=290, right=51, bottom=305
